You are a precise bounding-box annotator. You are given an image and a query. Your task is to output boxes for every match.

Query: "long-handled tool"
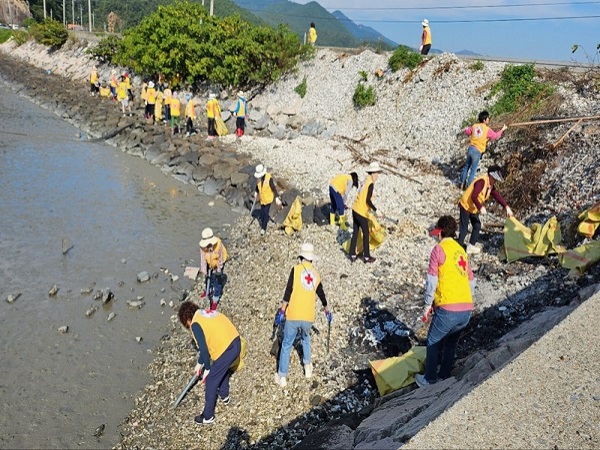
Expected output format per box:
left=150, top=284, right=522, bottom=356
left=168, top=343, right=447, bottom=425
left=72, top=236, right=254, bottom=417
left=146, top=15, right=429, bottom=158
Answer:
left=248, top=196, right=257, bottom=227
left=173, top=372, right=200, bottom=409
left=326, top=320, right=331, bottom=354
left=204, top=268, right=212, bottom=302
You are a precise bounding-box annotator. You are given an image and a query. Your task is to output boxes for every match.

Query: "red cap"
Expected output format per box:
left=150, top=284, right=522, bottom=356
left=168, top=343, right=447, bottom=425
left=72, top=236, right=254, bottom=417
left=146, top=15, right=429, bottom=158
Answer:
left=429, top=227, right=442, bottom=236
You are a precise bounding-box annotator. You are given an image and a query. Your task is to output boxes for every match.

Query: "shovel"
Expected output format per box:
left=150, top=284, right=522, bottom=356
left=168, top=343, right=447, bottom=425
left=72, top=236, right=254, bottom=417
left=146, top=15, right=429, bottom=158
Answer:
left=173, top=372, right=200, bottom=409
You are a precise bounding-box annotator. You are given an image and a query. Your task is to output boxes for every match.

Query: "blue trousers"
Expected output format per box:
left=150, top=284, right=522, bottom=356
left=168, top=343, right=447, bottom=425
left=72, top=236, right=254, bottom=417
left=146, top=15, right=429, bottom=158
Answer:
left=460, top=146, right=482, bottom=187
left=329, top=186, right=345, bottom=216
left=260, top=202, right=272, bottom=232
left=202, top=336, right=241, bottom=419
left=278, top=320, right=312, bottom=377
left=424, top=308, right=471, bottom=382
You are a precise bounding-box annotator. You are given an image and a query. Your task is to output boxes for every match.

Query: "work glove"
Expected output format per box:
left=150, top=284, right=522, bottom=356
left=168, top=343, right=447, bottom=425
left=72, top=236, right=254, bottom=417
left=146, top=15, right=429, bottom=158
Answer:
left=325, top=310, right=333, bottom=323
left=419, top=45, right=423, bottom=52
left=479, top=206, right=487, bottom=216
left=200, top=369, right=211, bottom=384
left=276, top=309, right=286, bottom=326
left=253, top=192, right=258, bottom=202
left=502, top=124, right=508, bottom=132
left=275, top=197, right=283, bottom=207
left=505, top=206, right=513, bottom=217
left=421, top=305, right=433, bottom=323
left=376, top=210, right=384, bottom=219
left=194, top=363, right=203, bottom=376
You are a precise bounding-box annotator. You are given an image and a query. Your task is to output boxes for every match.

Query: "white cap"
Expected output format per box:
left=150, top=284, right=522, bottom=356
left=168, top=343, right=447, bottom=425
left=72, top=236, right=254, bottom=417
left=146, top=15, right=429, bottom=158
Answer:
left=299, top=243, right=317, bottom=261
left=254, top=164, right=267, bottom=178
left=422, top=19, right=429, bottom=26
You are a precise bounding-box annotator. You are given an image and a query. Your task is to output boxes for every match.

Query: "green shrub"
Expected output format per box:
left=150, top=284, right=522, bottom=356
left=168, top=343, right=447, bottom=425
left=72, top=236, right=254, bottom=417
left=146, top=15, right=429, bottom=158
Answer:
left=294, top=76, right=307, bottom=98
left=359, top=70, right=368, bottom=82
left=89, top=34, right=121, bottom=64
left=0, top=29, right=12, bottom=44
left=12, top=30, right=29, bottom=45
left=388, top=45, right=422, bottom=71
left=353, top=82, right=377, bottom=108
left=22, top=18, right=36, bottom=28
left=490, top=64, right=555, bottom=115
left=29, top=19, right=68, bottom=48
left=114, top=0, right=309, bottom=88
left=469, top=60, right=484, bottom=71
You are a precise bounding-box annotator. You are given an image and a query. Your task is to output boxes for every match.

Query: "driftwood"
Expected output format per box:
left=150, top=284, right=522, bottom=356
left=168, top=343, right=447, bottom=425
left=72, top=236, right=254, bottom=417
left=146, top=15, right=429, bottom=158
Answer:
left=509, top=114, right=600, bottom=127
left=551, top=118, right=583, bottom=149
left=345, top=144, right=422, bottom=185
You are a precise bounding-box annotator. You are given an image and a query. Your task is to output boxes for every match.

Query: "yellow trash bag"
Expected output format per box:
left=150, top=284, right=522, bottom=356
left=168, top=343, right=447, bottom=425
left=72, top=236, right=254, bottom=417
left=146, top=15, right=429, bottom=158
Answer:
left=215, top=116, right=228, bottom=136
left=369, top=346, right=427, bottom=397
left=558, top=241, right=600, bottom=277
left=99, top=86, right=111, bottom=97
left=504, top=216, right=563, bottom=263
left=577, top=201, right=600, bottom=238
left=282, top=197, right=303, bottom=235
left=342, top=213, right=386, bottom=255
left=229, top=337, right=247, bottom=373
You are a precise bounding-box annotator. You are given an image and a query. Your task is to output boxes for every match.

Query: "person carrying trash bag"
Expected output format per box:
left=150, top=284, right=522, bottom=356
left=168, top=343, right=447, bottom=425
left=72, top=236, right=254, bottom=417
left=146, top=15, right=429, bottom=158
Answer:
left=178, top=301, right=242, bottom=425
left=458, top=165, right=513, bottom=254
left=274, top=243, right=331, bottom=388
left=199, top=228, right=228, bottom=310
left=415, top=215, right=475, bottom=388
left=349, top=162, right=384, bottom=263
left=329, top=172, right=359, bottom=230
left=253, top=163, right=283, bottom=236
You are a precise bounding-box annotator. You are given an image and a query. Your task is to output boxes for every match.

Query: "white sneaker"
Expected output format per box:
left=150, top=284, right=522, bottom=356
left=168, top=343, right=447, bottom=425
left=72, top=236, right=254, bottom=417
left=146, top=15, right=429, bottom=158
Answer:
left=304, top=363, right=313, bottom=379
left=415, top=373, right=432, bottom=388
left=466, top=244, right=481, bottom=255
left=274, top=373, right=287, bottom=387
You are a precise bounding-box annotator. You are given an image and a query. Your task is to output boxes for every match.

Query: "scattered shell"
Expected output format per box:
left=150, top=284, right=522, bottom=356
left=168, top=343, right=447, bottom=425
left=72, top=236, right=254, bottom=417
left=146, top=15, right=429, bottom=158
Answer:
left=137, top=271, right=150, bottom=283
left=160, top=299, right=166, bottom=306
left=6, top=293, right=21, bottom=304
left=107, top=312, right=116, bottom=322
left=48, top=285, right=59, bottom=296
left=85, top=305, right=99, bottom=317
left=135, top=336, right=143, bottom=343
left=102, top=288, right=114, bottom=304
left=93, top=423, right=105, bottom=437
left=127, top=300, right=145, bottom=309
left=57, top=325, right=69, bottom=333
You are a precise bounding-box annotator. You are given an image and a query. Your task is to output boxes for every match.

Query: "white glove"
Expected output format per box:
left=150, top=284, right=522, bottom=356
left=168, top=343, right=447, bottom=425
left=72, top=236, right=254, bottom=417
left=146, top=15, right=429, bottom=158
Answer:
left=376, top=210, right=384, bottom=219
left=419, top=45, right=423, bottom=52
left=505, top=206, right=513, bottom=217
left=275, top=197, right=282, bottom=207
left=253, top=192, right=258, bottom=202
left=479, top=206, right=487, bottom=216
left=502, top=124, right=508, bottom=132
left=200, top=369, right=210, bottom=384
left=194, top=363, right=203, bottom=376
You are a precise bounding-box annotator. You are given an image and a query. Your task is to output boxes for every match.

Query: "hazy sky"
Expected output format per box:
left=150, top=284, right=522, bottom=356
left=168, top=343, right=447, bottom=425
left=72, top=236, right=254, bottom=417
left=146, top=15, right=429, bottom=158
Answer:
left=293, top=0, right=600, bottom=63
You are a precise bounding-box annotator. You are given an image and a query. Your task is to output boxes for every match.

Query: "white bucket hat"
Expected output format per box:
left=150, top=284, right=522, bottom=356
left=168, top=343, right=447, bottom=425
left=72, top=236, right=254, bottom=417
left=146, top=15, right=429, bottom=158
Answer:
left=237, top=91, right=245, bottom=98
left=199, top=228, right=218, bottom=248
left=254, top=164, right=267, bottom=178
left=148, top=81, right=155, bottom=88
left=209, top=92, right=216, bottom=99
left=422, top=19, right=429, bottom=27
left=366, top=162, right=383, bottom=173
left=299, top=243, right=317, bottom=261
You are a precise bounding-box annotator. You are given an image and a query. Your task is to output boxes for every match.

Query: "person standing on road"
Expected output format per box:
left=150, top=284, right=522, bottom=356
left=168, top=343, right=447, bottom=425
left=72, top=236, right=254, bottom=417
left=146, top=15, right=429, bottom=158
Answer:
left=178, top=301, right=241, bottom=425
left=460, top=111, right=508, bottom=189
left=253, top=163, right=282, bottom=236
left=274, top=243, right=331, bottom=387
left=420, top=19, right=432, bottom=56
left=348, top=162, right=384, bottom=263
left=458, top=166, right=513, bottom=254
left=199, top=227, right=228, bottom=310
left=308, top=22, right=317, bottom=46
left=415, top=215, right=475, bottom=388
left=329, top=172, right=359, bottom=230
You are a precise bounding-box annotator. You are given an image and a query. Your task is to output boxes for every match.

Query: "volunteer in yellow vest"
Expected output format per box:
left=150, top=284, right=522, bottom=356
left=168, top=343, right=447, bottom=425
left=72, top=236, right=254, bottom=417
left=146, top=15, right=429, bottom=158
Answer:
left=199, top=227, right=228, bottom=310
left=145, top=81, right=156, bottom=122
left=123, top=71, right=133, bottom=102
left=154, top=88, right=163, bottom=123
left=460, top=110, right=508, bottom=189
left=420, top=19, right=432, bottom=55
left=274, top=243, right=331, bottom=387
left=458, top=165, right=513, bottom=254
left=90, top=66, right=99, bottom=96
left=329, top=172, right=359, bottom=230
left=163, top=84, right=171, bottom=124
left=415, top=215, right=475, bottom=388
left=110, top=69, right=118, bottom=100
left=233, top=91, right=247, bottom=137
left=178, top=301, right=241, bottom=425
left=184, top=93, right=196, bottom=137
left=253, top=163, right=282, bottom=236
left=170, top=91, right=182, bottom=134
left=206, top=92, right=221, bottom=139
left=349, top=162, right=384, bottom=263
left=117, top=75, right=132, bottom=116
left=308, top=22, right=317, bottom=46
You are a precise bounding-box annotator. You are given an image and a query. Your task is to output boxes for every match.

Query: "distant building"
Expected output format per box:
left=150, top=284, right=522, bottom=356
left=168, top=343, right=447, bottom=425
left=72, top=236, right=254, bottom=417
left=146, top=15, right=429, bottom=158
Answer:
left=67, top=24, right=84, bottom=31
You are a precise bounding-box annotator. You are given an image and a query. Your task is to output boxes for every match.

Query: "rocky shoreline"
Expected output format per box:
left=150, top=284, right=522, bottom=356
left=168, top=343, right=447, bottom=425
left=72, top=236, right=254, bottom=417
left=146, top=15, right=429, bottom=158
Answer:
left=2, top=38, right=599, bottom=449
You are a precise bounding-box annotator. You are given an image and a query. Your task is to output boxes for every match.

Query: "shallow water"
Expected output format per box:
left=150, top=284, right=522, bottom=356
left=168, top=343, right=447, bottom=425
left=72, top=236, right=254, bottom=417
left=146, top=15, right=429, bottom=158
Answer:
left=0, top=83, right=239, bottom=448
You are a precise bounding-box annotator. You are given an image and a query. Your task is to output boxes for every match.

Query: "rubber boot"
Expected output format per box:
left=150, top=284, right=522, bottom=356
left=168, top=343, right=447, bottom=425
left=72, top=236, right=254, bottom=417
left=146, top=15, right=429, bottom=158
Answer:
left=339, top=216, right=349, bottom=231
left=329, top=213, right=336, bottom=226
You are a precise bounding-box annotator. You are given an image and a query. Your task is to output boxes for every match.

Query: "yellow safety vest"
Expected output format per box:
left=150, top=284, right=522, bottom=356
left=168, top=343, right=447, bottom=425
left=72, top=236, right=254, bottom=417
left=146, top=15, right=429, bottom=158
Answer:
left=191, top=310, right=239, bottom=362
left=163, top=89, right=172, bottom=106
left=423, top=26, right=432, bottom=45
left=110, top=75, right=118, bottom=88
left=353, top=175, right=374, bottom=217
left=330, top=174, right=352, bottom=196
left=90, top=70, right=98, bottom=84
left=117, top=82, right=127, bottom=100
left=434, top=238, right=473, bottom=307
left=171, top=98, right=181, bottom=117
left=207, top=98, right=220, bottom=119
left=459, top=175, right=491, bottom=214
left=236, top=99, right=246, bottom=117
left=309, top=27, right=317, bottom=44
left=125, top=78, right=131, bottom=89
left=185, top=99, right=196, bottom=119
left=146, top=88, right=156, bottom=104
left=202, top=239, right=228, bottom=270
left=469, top=123, right=489, bottom=153
left=258, top=173, right=275, bottom=205
left=285, top=261, right=321, bottom=322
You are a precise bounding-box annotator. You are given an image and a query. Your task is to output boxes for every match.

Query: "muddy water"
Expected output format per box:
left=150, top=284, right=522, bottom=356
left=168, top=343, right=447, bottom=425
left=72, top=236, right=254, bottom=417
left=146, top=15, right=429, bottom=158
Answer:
left=0, top=85, right=240, bottom=448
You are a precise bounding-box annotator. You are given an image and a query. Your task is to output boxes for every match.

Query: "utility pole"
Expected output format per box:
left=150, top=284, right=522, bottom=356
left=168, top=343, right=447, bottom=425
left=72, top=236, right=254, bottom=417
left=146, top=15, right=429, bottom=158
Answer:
left=63, top=0, right=66, bottom=25
left=210, top=0, right=213, bottom=16
left=87, top=0, right=91, bottom=31
left=80, top=3, right=82, bottom=26
left=71, top=0, right=74, bottom=27
left=43, top=0, right=47, bottom=19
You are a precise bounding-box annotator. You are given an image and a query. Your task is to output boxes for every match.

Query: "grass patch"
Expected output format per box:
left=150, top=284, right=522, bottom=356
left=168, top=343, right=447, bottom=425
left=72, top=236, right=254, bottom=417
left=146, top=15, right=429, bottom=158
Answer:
left=388, top=45, right=422, bottom=71
left=353, top=82, right=377, bottom=108
left=294, top=75, right=307, bottom=98
left=469, top=60, right=484, bottom=71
